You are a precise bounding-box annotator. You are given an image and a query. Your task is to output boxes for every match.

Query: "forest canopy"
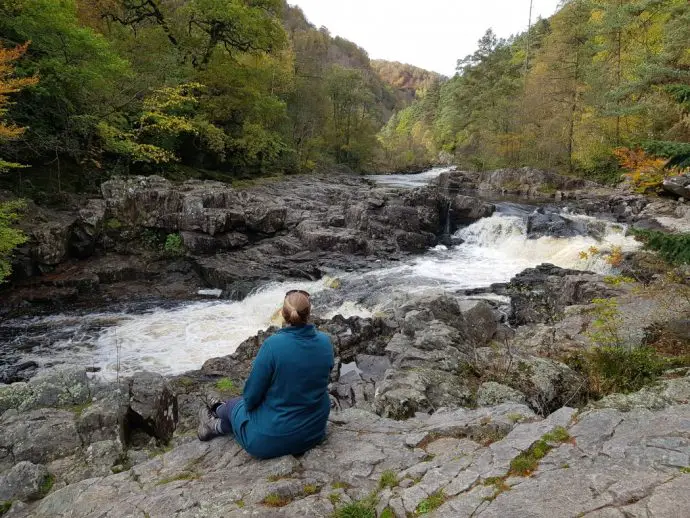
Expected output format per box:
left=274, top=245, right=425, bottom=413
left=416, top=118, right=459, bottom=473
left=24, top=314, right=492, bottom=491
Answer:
left=0, top=0, right=687, bottom=195
left=378, top=0, right=689, bottom=181
left=0, top=0, right=405, bottom=194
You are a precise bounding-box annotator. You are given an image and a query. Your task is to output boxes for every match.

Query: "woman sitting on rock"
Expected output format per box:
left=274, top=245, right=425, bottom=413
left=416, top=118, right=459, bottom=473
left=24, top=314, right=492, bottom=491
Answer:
left=197, top=290, right=334, bottom=459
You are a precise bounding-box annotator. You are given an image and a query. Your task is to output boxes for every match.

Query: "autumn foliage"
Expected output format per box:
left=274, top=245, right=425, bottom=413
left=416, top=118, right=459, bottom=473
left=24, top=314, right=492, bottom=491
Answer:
left=0, top=42, right=37, bottom=145
left=0, top=42, right=36, bottom=282
left=613, top=147, right=668, bottom=194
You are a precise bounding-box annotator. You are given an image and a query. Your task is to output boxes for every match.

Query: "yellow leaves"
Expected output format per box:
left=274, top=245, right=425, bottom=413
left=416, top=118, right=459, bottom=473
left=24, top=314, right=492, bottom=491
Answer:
left=607, top=245, right=623, bottom=268
left=0, top=42, right=38, bottom=97
left=579, top=245, right=623, bottom=269
left=0, top=41, right=38, bottom=171
left=142, top=83, right=203, bottom=114
left=96, top=122, right=175, bottom=164
left=613, top=147, right=668, bottom=193
left=590, top=9, right=605, bottom=24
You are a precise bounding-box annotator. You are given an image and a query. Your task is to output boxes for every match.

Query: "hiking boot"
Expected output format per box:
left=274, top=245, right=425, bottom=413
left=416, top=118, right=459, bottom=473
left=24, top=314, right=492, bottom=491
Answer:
left=207, top=397, right=223, bottom=415
left=197, top=406, right=222, bottom=442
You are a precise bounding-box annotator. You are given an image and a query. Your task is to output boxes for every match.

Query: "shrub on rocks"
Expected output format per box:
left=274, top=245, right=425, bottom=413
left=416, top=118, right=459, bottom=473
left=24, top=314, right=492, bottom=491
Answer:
left=569, top=345, right=668, bottom=397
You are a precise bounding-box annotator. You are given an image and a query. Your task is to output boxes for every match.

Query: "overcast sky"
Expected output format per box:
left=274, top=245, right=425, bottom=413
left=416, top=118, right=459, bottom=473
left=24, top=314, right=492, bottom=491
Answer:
left=289, top=0, right=563, bottom=76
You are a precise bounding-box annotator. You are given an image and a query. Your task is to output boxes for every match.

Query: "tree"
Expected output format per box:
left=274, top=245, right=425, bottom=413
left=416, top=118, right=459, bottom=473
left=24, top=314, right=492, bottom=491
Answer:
left=0, top=0, right=132, bottom=190
left=637, top=0, right=690, bottom=169
left=325, top=65, right=377, bottom=168
left=0, top=42, right=38, bottom=172
left=0, top=42, right=37, bottom=282
left=528, top=0, right=594, bottom=172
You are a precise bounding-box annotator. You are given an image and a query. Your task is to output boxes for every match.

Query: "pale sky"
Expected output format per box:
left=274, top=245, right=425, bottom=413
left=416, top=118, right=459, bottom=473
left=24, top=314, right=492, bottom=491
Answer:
left=289, top=0, right=563, bottom=76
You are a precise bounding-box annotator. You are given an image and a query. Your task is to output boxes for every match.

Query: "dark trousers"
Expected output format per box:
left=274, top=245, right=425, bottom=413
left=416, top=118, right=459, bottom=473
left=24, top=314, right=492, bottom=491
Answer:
left=215, top=397, right=242, bottom=435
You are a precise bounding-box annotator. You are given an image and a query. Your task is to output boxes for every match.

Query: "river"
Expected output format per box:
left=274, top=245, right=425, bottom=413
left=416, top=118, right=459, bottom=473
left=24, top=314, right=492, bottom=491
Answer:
left=1, top=168, right=640, bottom=380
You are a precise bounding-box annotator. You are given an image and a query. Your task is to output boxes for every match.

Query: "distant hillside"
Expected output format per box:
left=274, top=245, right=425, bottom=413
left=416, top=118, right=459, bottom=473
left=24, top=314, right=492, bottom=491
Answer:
left=371, top=60, right=446, bottom=105
left=283, top=5, right=399, bottom=120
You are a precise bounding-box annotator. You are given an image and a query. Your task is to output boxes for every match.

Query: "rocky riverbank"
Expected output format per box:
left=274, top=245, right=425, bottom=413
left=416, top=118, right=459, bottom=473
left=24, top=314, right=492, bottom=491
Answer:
left=3, top=167, right=689, bottom=314
left=0, top=266, right=689, bottom=517
left=1, top=172, right=495, bottom=314
left=1, top=168, right=689, bottom=516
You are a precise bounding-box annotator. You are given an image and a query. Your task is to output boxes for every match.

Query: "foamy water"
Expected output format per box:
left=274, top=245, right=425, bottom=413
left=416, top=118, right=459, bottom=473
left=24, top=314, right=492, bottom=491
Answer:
left=3, top=171, right=641, bottom=379
left=403, top=212, right=635, bottom=290
left=365, top=166, right=454, bottom=188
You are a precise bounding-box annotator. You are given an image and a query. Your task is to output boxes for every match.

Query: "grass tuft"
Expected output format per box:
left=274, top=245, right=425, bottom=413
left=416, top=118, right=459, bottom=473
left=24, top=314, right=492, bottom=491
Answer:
left=415, top=490, right=446, bottom=514
left=303, top=484, right=320, bottom=496
left=509, top=427, right=573, bottom=476
left=262, top=493, right=293, bottom=507
left=215, top=377, right=238, bottom=393
left=542, top=426, right=571, bottom=443
left=37, top=474, right=55, bottom=498
left=378, top=470, right=398, bottom=490
left=333, top=493, right=377, bottom=518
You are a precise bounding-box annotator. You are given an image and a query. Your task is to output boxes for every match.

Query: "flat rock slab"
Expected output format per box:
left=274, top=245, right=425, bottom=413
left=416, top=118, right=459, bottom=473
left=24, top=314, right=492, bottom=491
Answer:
left=8, top=403, right=690, bottom=518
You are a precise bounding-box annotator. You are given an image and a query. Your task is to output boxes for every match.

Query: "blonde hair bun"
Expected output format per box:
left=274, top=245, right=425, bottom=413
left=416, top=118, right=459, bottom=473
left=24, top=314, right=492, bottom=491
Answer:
left=283, top=291, right=311, bottom=325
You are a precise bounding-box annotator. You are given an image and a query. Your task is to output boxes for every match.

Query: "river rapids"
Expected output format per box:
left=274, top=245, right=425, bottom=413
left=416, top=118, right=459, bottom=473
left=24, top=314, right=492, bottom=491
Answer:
left=1, top=168, right=640, bottom=380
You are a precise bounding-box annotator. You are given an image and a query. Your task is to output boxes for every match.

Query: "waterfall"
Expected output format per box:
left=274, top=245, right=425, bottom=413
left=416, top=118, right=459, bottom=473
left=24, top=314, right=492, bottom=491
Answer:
left=444, top=200, right=452, bottom=238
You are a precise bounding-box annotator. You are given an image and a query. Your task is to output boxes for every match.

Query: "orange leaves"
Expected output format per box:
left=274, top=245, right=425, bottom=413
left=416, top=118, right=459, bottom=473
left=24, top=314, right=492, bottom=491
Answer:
left=0, top=42, right=38, bottom=96
left=613, top=147, right=667, bottom=194
left=0, top=42, right=38, bottom=143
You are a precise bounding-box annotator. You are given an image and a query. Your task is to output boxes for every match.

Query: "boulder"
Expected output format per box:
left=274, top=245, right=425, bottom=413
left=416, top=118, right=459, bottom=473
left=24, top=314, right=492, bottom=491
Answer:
left=0, top=361, right=38, bottom=384
left=476, top=382, right=527, bottom=406
left=296, top=221, right=369, bottom=254
left=0, top=366, right=92, bottom=414
left=506, top=356, right=585, bottom=414
left=244, top=204, right=287, bottom=234
left=125, top=372, right=178, bottom=444
left=507, top=264, right=624, bottom=325
left=458, top=300, right=499, bottom=346
left=30, top=214, right=76, bottom=267
left=450, top=195, right=495, bottom=225
left=373, top=367, right=473, bottom=419
left=0, top=409, right=81, bottom=471
left=180, top=231, right=248, bottom=254
left=526, top=208, right=587, bottom=238
left=0, top=461, right=51, bottom=502
left=391, top=291, right=467, bottom=332
left=663, top=173, right=690, bottom=199
left=76, top=394, right=124, bottom=444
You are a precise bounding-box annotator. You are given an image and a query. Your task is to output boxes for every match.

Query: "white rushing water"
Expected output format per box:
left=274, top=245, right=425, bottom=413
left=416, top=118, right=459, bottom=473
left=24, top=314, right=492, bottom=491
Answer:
left=4, top=170, right=641, bottom=379
left=9, top=278, right=372, bottom=380
left=364, top=166, right=454, bottom=188
left=402, top=211, right=635, bottom=290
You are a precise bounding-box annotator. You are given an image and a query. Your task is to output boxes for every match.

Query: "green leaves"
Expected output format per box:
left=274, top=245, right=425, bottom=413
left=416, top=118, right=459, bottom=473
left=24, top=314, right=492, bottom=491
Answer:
left=0, top=199, right=27, bottom=283
left=182, top=0, right=286, bottom=67
left=377, top=0, right=689, bottom=177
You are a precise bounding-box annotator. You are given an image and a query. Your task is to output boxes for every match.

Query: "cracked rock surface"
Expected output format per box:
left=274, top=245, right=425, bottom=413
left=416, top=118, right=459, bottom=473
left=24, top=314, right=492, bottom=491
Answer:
left=4, top=400, right=688, bottom=518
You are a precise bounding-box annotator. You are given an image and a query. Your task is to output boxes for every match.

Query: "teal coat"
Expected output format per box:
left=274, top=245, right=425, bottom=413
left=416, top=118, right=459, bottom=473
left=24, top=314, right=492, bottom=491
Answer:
left=230, top=324, right=334, bottom=459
